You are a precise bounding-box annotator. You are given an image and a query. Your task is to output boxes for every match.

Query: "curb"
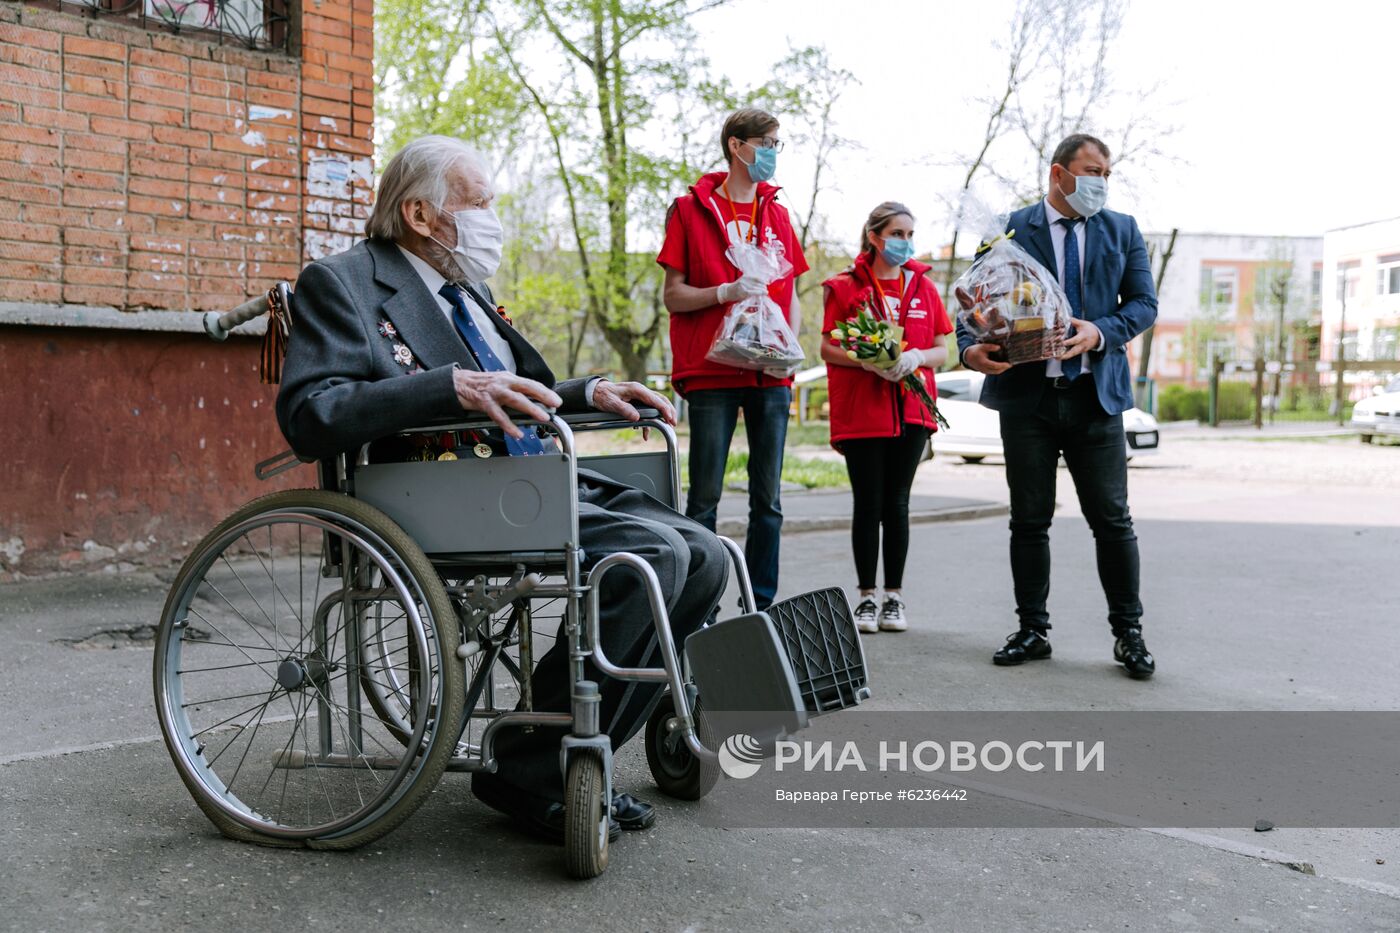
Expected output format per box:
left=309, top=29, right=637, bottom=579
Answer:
left=717, top=503, right=1008, bottom=538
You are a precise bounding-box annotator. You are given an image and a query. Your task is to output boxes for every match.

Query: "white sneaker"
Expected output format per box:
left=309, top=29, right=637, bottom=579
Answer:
left=879, top=594, right=908, bottom=632
left=853, top=597, right=879, bottom=634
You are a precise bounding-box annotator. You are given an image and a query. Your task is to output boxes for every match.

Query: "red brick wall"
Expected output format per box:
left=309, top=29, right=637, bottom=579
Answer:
left=0, top=0, right=375, bottom=309
left=0, top=327, right=315, bottom=577
left=0, top=1, right=375, bottom=575
left=299, top=0, right=375, bottom=262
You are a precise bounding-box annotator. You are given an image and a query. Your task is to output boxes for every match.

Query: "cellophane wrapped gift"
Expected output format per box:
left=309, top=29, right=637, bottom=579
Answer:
left=952, top=201, right=1071, bottom=365
left=705, top=240, right=805, bottom=378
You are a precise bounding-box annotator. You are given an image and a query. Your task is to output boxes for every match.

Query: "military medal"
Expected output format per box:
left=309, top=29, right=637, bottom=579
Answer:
left=473, top=443, right=493, bottom=459
left=436, top=451, right=458, bottom=461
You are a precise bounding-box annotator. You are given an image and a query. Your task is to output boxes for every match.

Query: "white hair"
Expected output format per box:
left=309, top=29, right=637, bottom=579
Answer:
left=365, top=135, right=488, bottom=242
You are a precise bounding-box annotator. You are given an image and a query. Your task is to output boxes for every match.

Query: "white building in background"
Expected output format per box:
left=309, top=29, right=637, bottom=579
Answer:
left=1138, top=232, right=1323, bottom=386
left=1321, top=216, right=1400, bottom=363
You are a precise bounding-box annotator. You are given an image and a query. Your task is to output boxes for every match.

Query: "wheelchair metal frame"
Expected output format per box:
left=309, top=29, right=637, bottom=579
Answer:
left=321, top=412, right=749, bottom=780
left=161, top=285, right=806, bottom=877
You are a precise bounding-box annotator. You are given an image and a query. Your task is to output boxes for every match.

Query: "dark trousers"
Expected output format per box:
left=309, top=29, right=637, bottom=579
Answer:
left=999, top=376, right=1143, bottom=636
left=683, top=386, right=790, bottom=609
left=474, top=474, right=728, bottom=804
left=840, top=426, right=930, bottom=590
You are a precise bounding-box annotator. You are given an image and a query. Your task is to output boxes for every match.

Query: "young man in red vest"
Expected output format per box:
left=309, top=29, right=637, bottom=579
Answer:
left=657, top=108, right=809, bottom=610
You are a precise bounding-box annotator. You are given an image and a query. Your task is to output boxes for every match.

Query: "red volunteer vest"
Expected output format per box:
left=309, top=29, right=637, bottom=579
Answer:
left=658, top=171, right=806, bottom=394
left=822, top=256, right=953, bottom=445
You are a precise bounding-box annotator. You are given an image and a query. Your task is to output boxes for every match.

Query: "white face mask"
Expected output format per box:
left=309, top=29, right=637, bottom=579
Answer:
left=433, top=206, right=503, bottom=283
left=1058, top=172, right=1108, bottom=218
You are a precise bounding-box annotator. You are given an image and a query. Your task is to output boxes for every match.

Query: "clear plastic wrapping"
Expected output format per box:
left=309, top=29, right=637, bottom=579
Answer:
left=952, top=199, right=1071, bottom=365
left=705, top=241, right=805, bottom=378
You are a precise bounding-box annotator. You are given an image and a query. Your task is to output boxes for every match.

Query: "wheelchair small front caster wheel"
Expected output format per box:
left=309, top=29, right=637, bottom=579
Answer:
left=564, top=750, right=609, bottom=879
left=645, top=692, right=718, bottom=801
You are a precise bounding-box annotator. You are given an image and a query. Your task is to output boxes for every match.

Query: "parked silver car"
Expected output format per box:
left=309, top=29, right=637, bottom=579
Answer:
left=1349, top=375, right=1400, bottom=443
left=931, top=371, right=1160, bottom=463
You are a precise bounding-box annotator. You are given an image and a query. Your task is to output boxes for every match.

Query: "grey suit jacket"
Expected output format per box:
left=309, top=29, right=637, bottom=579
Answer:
left=276, top=238, right=592, bottom=460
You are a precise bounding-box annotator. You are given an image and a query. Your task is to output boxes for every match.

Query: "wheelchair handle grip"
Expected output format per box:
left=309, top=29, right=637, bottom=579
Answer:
left=203, top=295, right=267, bottom=341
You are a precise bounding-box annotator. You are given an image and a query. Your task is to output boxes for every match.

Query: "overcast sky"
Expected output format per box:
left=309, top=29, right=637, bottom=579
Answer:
left=682, top=0, right=1400, bottom=246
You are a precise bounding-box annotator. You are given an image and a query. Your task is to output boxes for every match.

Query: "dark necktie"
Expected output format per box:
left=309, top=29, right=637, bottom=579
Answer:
left=438, top=282, right=551, bottom=457
left=1055, top=217, right=1083, bottom=381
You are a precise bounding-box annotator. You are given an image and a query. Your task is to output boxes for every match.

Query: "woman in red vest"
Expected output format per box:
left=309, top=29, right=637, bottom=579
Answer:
left=821, top=202, right=952, bottom=633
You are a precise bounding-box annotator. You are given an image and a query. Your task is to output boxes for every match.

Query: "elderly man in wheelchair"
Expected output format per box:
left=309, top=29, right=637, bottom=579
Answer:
left=283, top=136, right=733, bottom=835
left=154, top=134, right=866, bottom=879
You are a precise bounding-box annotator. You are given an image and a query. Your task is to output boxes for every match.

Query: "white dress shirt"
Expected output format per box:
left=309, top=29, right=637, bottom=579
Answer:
left=397, top=246, right=601, bottom=406
left=398, top=246, right=517, bottom=371
left=1041, top=199, right=1104, bottom=377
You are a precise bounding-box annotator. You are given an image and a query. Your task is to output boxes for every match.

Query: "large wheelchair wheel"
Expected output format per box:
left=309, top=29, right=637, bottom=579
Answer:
left=645, top=691, right=718, bottom=801
left=154, top=490, right=464, bottom=850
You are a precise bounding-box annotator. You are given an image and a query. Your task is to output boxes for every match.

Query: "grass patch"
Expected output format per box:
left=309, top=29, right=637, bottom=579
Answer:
left=783, top=422, right=835, bottom=447
left=1267, top=408, right=1353, bottom=423
left=679, top=450, right=850, bottom=490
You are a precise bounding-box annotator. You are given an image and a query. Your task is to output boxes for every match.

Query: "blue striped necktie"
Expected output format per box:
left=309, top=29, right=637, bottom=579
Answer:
left=438, top=283, right=551, bottom=456
left=1055, top=217, right=1083, bottom=381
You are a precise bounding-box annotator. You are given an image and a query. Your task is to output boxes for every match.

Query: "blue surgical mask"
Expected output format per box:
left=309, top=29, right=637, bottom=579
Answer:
left=1062, top=173, right=1107, bottom=218
left=743, top=145, right=778, bottom=183
left=880, top=237, right=915, bottom=267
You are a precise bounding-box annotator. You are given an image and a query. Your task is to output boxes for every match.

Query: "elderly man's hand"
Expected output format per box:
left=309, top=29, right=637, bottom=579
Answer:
left=452, top=369, right=562, bottom=438
left=591, top=380, right=677, bottom=428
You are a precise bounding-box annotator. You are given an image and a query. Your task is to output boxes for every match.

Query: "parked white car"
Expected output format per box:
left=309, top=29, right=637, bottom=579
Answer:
left=1349, top=376, right=1400, bottom=443
left=931, top=371, right=1160, bottom=463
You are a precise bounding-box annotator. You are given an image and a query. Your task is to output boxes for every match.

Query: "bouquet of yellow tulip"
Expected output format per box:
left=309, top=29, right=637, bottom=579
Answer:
left=829, top=304, right=949, bottom=430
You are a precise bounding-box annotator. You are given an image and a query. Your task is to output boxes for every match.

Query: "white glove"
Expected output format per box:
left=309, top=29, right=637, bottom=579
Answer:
left=879, top=348, right=924, bottom=381
left=717, top=274, right=770, bottom=303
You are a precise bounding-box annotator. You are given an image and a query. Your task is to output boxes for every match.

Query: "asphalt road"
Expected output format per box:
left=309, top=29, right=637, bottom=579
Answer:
left=3, top=437, right=1400, bottom=931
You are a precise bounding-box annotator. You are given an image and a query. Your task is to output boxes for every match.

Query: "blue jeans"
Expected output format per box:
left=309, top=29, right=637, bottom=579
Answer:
left=685, top=386, right=790, bottom=609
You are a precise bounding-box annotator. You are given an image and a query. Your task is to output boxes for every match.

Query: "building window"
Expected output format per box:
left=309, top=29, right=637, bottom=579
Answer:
left=1377, top=254, right=1400, bottom=296
left=1200, top=267, right=1237, bottom=312
left=33, top=0, right=292, bottom=52
left=1374, top=327, right=1400, bottom=360
left=1338, top=260, right=1361, bottom=301
left=1311, top=268, right=1322, bottom=300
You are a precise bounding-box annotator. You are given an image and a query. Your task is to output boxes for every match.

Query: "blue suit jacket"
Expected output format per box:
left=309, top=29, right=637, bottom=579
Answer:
left=955, top=202, right=1157, bottom=416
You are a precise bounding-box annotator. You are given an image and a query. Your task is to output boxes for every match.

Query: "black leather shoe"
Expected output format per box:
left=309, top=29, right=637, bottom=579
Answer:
left=1113, top=627, right=1155, bottom=679
left=993, top=629, right=1052, bottom=666
left=612, top=792, right=656, bottom=832
left=472, top=773, right=620, bottom=844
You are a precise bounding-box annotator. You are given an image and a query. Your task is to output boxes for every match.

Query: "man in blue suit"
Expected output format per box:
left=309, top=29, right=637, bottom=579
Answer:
left=956, top=134, right=1158, bottom=678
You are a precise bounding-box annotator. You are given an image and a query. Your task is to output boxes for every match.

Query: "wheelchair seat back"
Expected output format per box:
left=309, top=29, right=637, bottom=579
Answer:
left=578, top=452, right=675, bottom=510
left=351, top=453, right=578, bottom=560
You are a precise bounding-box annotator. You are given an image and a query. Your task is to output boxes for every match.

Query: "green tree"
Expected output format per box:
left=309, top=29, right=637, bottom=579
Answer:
left=374, top=0, right=530, bottom=162
left=490, top=0, right=745, bottom=381
left=375, top=1, right=853, bottom=382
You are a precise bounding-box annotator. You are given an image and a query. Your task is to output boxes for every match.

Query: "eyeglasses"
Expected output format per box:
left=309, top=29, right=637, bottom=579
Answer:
left=746, top=136, right=785, bottom=153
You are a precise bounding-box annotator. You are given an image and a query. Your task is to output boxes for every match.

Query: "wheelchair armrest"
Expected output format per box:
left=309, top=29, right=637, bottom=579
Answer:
left=400, top=407, right=663, bottom=434
left=557, top=407, right=663, bottom=426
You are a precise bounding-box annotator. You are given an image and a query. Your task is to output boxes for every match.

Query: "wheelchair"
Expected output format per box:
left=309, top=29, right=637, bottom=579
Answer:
left=153, top=285, right=870, bottom=879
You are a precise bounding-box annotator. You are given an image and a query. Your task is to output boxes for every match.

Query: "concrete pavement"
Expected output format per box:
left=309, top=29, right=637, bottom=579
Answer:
left=3, top=440, right=1400, bottom=931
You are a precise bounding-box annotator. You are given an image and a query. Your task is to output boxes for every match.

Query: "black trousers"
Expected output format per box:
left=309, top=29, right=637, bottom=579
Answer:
left=998, top=376, right=1143, bottom=635
left=840, top=426, right=930, bottom=591
left=473, top=474, right=728, bottom=805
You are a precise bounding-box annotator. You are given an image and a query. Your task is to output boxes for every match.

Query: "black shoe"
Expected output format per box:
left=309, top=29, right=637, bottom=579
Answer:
left=1113, top=627, right=1155, bottom=679
left=612, top=792, right=656, bottom=832
left=993, top=629, right=1052, bottom=666
left=472, top=773, right=620, bottom=844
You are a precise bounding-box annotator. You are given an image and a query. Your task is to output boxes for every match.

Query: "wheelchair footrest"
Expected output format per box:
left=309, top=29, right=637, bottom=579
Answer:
left=764, top=588, right=871, bottom=714
left=686, top=612, right=807, bottom=738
